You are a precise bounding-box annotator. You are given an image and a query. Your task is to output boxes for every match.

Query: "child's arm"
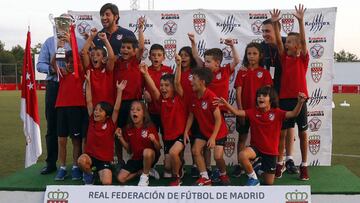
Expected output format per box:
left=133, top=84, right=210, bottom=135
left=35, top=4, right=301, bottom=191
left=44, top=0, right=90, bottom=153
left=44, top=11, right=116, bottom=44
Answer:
left=224, top=38, right=240, bottom=72
left=235, top=86, right=243, bottom=110
left=207, top=107, right=221, bottom=148
left=112, top=80, right=127, bottom=123
left=270, top=9, right=284, bottom=55
left=213, top=97, right=246, bottom=117
left=148, top=133, right=162, bottom=151
left=183, top=112, right=194, bottom=145
left=285, top=92, right=307, bottom=119
left=294, top=4, right=307, bottom=55
left=174, top=54, right=184, bottom=97
left=81, top=28, right=97, bottom=69
left=84, top=70, right=93, bottom=116
left=139, top=63, right=161, bottom=101
left=188, top=33, right=204, bottom=67
left=136, top=17, right=145, bottom=60
left=98, top=32, right=116, bottom=72
left=115, top=128, right=131, bottom=153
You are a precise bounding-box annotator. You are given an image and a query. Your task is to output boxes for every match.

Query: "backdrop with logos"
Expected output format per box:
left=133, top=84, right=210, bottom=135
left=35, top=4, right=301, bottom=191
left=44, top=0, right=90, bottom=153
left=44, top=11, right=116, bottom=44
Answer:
left=68, top=8, right=336, bottom=166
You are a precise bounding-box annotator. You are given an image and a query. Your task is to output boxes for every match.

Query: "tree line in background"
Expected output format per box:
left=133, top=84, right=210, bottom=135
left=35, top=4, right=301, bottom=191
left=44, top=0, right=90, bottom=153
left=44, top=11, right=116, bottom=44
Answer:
left=0, top=39, right=359, bottom=65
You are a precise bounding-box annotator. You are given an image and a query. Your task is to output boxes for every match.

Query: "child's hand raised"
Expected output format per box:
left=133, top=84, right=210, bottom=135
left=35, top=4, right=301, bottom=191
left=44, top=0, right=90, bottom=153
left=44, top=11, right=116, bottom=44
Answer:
left=116, top=80, right=127, bottom=91
left=98, top=32, right=107, bottom=41
left=137, top=16, right=145, bottom=31
left=224, top=38, right=235, bottom=47
left=187, top=33, right=195, bottom=43
left=293, top=4, right=306, bottom=21
left=270, top=9, right=281, bottom=22
left=90, top=28, right=98, bottom=38
left=139, top=62, right=149, bottom=75
left=175, top=54, right=182, bottom=67
left=297, top=92, right=307, bottom=103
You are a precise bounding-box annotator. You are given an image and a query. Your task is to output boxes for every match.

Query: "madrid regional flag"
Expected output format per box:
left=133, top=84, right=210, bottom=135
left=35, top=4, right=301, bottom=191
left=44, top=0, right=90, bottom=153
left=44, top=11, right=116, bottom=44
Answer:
left=20, top=30, right=42, bottom=168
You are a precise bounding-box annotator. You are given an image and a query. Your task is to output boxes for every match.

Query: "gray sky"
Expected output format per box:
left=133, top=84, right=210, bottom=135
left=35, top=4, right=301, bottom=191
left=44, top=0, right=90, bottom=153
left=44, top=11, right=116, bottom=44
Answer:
left=1, top=0, right=359, bottom=56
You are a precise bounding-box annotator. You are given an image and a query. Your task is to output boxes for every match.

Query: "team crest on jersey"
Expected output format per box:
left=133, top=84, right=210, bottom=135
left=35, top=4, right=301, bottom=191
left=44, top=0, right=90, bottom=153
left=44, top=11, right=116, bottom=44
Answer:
left=188, top=74, right=193, bottom=81
left=308, top=117, right=322, bottom=132
left=224, top=137, right=236, bottom=157
left=201, top=101, right=208, bottom=110
left=216, top=72, right=222, bottom=80
left=269, top=112, right=275, bottom=121
left=309, top=134, right=321, bottom=155
left=141, top=129, right=148, bottom=138
left=310, top=44, right=324, bottom=59
left=164, top=38, right=177, bottom=60
left=251, top=20, right=263, bottom=35
left=101, top=123, right=107, bottom=130
left=281, top=13, right=295, bottom=34
left=257, top=71, right=263, bottom=78
left=116, top=34, right=123, bottom=41
left=163, top=20, right=178, bottom=35
left=310, top=62, right=323, bottom=83
left=193, top=12, right=206, bottom=35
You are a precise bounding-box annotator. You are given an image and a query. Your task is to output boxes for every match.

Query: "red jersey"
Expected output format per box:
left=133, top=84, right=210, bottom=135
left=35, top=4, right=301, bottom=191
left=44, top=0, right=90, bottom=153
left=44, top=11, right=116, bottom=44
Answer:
left=208, top=63, right=234, bottom=100
left=190, top=89, right=228, bottom=140
left=85, top=116, right=116, bottom=162
left=123, top=125, right=160, bottom=160
left=88, top=64, right=114, bottom=106
left=279, top=52, right=309, bottom=99
left=245, top=108, right=286, bottom=155
left=114, top=56, right=143, bottom=100
left=161, top=95, right=187, bottom=141
left=146, top=65, right=173, bottom=114
left=56, top=70, right=85, bottom=107
left=180, top=68, right=194, bottom=110
left=234, top=67, right=273, bottom=109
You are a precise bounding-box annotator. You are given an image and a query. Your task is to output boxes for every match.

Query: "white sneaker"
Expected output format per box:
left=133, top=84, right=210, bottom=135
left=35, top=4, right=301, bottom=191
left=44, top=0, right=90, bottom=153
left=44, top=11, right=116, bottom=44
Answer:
left=138, top=173, right=149, bottom=186
left=149, top=168, right=160, bottom=180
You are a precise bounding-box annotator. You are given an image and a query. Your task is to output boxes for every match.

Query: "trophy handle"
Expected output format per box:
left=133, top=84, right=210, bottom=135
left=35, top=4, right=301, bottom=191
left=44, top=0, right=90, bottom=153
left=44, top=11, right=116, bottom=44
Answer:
left=49, top=14, right=55, bottom=26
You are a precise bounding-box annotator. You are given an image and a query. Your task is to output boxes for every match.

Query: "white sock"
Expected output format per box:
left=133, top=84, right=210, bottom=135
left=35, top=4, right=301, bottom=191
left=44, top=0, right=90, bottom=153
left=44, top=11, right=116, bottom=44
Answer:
left=200, top=171, right=209, bottom=179
left=286, top=156, right=293, bottom=161
left=301, top=162, right=307, bottom=167
left=60, top=166, right=66, bottom=170
left=247, top=171, right=258, bottom=179
left=72, top=165, right=78, bottom=169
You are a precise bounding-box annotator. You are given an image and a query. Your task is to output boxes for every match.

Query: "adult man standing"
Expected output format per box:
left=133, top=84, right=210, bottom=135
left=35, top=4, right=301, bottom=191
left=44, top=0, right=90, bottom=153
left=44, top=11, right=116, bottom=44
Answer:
left=37, top=14, right=85, bottom=175
left=93, top=3, right=136, bottom=57
left=260, top=19, right=299, bottom=177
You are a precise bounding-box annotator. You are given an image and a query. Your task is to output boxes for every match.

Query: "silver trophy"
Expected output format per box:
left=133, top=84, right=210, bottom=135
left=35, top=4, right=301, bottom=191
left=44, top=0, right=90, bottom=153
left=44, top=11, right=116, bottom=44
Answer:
left=49, top=14, right=73, bottom=60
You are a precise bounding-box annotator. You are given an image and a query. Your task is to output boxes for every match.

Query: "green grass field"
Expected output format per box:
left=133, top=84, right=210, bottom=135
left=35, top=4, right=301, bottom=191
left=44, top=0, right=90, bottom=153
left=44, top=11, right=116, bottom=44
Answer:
left=0, top=91, right=359, bottom=178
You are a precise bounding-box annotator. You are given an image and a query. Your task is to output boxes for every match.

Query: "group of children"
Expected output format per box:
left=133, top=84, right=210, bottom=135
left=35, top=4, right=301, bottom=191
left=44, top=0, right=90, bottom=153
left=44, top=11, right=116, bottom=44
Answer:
left=52, top=5, right=310, bottom=187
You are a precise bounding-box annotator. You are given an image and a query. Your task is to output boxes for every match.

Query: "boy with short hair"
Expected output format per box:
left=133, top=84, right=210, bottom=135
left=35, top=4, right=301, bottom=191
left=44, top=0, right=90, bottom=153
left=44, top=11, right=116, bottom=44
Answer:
left=184, top=68, right=230, bottom=186
left=144, top=44, right=173, bottom=134
left=113, top=17, right=145, bottom=164
left=270, top=4, right=310, bottom=180
left=54, top=50, right=85, bottom=181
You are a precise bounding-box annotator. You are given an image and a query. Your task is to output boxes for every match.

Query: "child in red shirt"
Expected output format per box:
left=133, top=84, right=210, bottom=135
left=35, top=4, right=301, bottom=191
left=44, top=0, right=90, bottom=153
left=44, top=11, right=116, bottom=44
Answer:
left=113, top=17, right=145, bottom=164
left=232, top=42, right=273, bottom=176
left=54, top=50, right=85, bottom=181
left=77, top=71, right=126, bottom=185
left=215, top=86, right=307, bottom=186
left=144, top=44, right=173, bottom=134
left=271, top=5, right=310, bottom=180
left=141, top=55, right=187, bottom=186
left=184, top=68, right=229, bottom=186
left=82, top=28, right=116, bottom=106
left=116, top=101, right=161, bottom=186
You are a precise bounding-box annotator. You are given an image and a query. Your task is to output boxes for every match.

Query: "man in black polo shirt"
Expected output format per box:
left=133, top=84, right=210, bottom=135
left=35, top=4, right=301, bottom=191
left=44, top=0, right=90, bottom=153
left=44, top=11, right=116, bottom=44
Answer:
left=93, top=3, right=136, bottom=57
left=261, top=19, right=299, bottom=177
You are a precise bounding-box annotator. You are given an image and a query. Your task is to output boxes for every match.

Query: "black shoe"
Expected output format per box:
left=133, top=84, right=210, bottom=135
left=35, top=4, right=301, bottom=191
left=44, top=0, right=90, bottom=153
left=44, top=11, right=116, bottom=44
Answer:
left=40, top=165, right=57, bottom=175
left=285, top=159, right=299, bottom=174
